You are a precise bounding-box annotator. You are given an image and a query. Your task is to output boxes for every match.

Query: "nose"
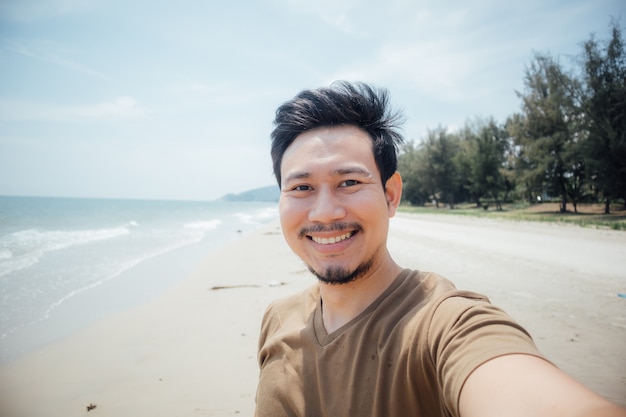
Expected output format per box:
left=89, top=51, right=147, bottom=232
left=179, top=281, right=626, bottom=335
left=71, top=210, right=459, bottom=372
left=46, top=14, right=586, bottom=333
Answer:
left=308, top=186, right=346, bottom=223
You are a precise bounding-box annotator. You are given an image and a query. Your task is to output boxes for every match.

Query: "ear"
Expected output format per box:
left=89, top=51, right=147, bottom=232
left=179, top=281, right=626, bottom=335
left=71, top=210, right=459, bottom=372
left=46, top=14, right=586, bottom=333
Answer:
left=384, top=171, right=402, bottom=217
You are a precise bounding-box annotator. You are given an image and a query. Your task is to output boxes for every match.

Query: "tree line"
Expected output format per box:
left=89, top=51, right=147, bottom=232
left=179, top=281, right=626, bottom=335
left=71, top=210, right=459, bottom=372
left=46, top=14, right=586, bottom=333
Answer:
left=398, top=20, right=625, bottom=214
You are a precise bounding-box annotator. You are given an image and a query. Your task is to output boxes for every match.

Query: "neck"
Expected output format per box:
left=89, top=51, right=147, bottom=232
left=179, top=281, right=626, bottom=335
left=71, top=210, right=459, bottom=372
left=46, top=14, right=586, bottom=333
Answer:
left=319, top=253, right=402, bottom=333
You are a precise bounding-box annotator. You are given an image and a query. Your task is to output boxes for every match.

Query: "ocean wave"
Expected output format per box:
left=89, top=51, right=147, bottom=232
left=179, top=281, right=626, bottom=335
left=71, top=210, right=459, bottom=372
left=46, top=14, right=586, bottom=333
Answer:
left=183, top=219, right=222, bottom=231
left=0, top=226, right=132, bottom=278
left=233, top=207, right=278, bottom=224
left=40, top=232, right=204, bottom=321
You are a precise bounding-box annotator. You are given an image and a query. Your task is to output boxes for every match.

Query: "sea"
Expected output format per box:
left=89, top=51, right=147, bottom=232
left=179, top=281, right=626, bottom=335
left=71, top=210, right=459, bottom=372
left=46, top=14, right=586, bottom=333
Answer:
left=0, top=195, right=279, bottom=363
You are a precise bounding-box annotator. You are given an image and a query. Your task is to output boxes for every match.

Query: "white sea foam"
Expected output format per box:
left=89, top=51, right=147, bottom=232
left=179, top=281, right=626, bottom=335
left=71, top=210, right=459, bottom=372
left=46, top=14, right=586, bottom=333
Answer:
left=233, top=207, right=278, bottom=224
left=183, top=219, right=222, bottom=231
left=40, top=231, right=204, bottom=321
left=0, top=226, right=131, bottom=278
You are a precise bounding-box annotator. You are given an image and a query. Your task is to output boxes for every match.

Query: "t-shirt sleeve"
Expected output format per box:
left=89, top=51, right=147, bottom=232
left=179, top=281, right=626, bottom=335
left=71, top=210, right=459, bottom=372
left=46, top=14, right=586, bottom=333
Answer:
left=427, top=293, right=545, bottom=417
left=258, top=300, right=283, bottom=369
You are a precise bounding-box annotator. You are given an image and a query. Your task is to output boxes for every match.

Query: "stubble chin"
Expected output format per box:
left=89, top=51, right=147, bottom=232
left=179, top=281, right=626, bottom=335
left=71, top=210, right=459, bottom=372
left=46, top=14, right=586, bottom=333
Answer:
left=307, top=257, right=373, bottom=285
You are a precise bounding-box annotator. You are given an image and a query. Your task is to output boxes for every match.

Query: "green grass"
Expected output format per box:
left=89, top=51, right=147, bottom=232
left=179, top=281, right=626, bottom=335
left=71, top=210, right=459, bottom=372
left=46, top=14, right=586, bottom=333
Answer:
left=398, top=202, right=626, bottom=231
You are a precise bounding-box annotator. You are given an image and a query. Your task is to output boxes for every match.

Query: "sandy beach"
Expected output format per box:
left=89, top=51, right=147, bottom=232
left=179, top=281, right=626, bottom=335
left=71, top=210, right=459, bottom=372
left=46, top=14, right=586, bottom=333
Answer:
left=0, top=212, right=624, bottom=416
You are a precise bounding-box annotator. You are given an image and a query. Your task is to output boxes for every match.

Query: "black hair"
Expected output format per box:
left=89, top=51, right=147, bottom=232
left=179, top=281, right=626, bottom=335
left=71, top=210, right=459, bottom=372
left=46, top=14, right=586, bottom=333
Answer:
left=270, top=81, right=405, bottom=187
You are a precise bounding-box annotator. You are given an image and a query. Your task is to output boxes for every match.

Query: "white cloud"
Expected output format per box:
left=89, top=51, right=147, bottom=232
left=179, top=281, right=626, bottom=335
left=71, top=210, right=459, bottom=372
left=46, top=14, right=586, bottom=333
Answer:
left=327, top=38, right=481, bottom=103
left=82, top=97, right=143, bottom=118
left=282, top=0, right=359, bottom=33
left=0, top=97, right=145, bottom=122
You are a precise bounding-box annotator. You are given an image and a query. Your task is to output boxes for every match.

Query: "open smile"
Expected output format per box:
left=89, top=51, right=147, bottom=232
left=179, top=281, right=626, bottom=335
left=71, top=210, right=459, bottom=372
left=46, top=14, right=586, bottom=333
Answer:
left=299, top=223, right=362, bottom=246
left=309, top=231, right=356, bottom=245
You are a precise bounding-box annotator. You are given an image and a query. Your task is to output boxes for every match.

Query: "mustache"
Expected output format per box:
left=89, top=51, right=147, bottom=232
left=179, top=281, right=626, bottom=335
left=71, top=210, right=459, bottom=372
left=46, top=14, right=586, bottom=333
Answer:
left=298, top=222, right=362, bottom=239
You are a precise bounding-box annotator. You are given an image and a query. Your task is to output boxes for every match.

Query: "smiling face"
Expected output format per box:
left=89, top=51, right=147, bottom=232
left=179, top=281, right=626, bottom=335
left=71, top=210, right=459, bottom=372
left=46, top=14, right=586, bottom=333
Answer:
left=278, top=125, right=401, bottom=285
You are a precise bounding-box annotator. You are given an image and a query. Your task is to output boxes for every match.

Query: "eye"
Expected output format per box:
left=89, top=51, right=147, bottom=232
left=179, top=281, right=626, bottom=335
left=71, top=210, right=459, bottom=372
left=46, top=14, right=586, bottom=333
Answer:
left=340, top=179, right=360, bottom=187
left=291, top=184, right=312, bottom=191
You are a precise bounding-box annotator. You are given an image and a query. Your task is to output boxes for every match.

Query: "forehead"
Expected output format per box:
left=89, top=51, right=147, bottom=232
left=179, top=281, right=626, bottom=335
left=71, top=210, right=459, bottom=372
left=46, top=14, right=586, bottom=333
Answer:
left=282, top=125, right=375, bottom=170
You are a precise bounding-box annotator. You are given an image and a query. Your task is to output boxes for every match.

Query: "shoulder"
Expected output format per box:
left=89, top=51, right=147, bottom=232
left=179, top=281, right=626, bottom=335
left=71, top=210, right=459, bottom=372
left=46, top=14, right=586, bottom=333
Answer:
left=263, top=284, right=319, bottom=317
left=388, top=270, right=505, bottom=345
left=428, top=290, right=527, bottom=339
left=396, top=269, right=504, bottom=328
left=260, top=285, right=319, bottom=338
left=392, top=269, right=456, bottom=296
left=257, top=285, right=320, bottom=370
left=370, top=270, right=485, bottom=343
left=392, top=269, right=482, bottom=311
left=421, top=286, right=542, bottom=417
left=425, top=288, right=536, bottom=358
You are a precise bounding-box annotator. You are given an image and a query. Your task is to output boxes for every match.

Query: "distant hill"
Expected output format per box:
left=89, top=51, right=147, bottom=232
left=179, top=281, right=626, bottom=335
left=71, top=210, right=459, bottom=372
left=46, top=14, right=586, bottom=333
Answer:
left=220, top=185, right=280, bottom=202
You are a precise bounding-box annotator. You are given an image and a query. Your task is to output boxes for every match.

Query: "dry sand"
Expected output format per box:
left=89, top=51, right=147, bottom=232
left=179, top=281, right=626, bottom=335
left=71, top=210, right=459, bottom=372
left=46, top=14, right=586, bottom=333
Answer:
left=0, top=212, right=624, bottom=416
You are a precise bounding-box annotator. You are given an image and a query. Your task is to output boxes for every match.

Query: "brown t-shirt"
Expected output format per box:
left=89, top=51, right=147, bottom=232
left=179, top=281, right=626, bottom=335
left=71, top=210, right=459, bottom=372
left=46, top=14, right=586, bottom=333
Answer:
left=256, top=269, right=543, bottom=417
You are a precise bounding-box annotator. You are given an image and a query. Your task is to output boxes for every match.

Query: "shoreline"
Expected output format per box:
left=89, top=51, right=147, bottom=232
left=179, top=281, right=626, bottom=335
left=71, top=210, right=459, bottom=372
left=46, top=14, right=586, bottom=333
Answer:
left=0, top=214, right=624, bottom=416
left=0, top=219, right=274, bottom=365
left=0, top=221, right=302, bottom=416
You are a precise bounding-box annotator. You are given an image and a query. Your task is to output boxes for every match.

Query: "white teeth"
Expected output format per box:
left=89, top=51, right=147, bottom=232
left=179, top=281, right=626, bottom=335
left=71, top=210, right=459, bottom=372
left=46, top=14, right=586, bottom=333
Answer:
left=312, top=232, right=352, bottom=245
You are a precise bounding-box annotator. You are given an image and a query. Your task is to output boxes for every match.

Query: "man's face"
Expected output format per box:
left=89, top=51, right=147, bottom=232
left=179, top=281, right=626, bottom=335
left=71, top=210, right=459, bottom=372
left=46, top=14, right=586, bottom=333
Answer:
left=278, top=125, right=399, bottom=285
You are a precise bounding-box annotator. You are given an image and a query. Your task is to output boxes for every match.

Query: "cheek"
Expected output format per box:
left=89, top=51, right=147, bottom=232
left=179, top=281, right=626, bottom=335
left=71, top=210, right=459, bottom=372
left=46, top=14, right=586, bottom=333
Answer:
left=278, top=198, right=303, bottom=231
left=349, top=192, right=389, bottom=218
left=278, top=201, right=307, bottom=254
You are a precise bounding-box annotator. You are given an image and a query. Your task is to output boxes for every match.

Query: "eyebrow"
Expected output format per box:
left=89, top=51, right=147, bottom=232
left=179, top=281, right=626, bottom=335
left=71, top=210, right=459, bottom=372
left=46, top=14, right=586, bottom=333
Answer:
left=283, top=171, right=311, bottom=183
left=334, top=166, right=371, bottom=177
left=283, top=166, right=372, bottom=183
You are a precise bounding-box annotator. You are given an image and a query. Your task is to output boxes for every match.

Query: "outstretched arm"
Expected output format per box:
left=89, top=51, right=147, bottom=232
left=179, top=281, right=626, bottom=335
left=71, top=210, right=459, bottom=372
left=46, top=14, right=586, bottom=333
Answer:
left=459, top=354, right=626, bottom=417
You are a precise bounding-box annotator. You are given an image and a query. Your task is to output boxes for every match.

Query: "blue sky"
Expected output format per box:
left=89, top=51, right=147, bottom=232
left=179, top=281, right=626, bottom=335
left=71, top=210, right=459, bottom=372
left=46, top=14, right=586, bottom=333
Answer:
left=1, top=0, right=624, bottom=201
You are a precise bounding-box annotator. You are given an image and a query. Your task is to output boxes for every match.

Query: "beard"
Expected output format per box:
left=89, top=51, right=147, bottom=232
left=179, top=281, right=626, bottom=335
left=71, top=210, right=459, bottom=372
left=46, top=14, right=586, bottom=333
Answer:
left=307, top=255, right=374, bottom=285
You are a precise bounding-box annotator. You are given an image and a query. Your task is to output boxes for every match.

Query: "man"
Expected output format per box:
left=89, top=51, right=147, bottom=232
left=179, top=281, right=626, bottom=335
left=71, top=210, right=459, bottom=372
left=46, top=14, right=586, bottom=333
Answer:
left=255, top=81, right=625, bottom=417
